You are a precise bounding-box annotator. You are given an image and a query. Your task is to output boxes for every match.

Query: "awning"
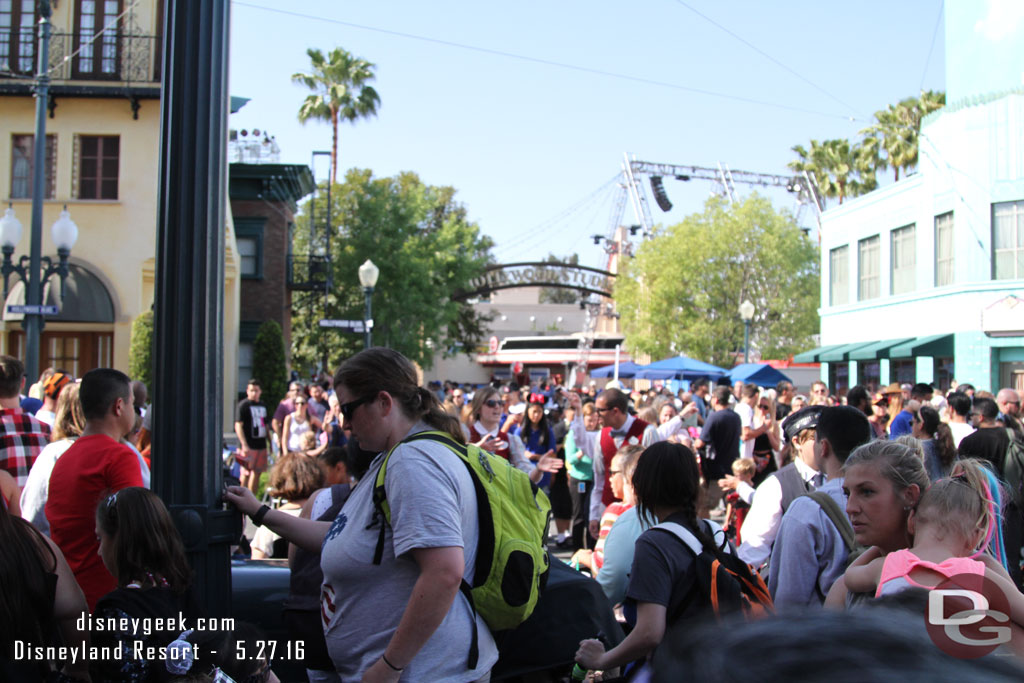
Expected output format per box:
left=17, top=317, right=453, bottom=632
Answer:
left=819, top=341, right=877, bottom=363
left=888, top=334, right=954, bottom=359
left=848, top=338, right=915, bottom=361
left=792, top=344, right=845, bottom=363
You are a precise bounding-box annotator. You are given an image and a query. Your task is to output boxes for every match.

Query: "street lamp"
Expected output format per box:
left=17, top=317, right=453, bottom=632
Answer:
left=358, top=259, right=379, bottom=348
left=0, top=205, right=77, bottom=378
left=739, top=299, right=755, bottom=363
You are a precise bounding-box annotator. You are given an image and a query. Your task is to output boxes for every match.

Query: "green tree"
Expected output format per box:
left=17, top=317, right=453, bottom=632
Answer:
left=128, top=310, right=154, bottom=391
left=293, top=47, right=381, bottom=184
left=252, top=320, right=288, bottom=413
left=291, top=169, right=494, bottom=371
left=859, top=90, right=945, bottom=182
left=539, top=252, right=581, bottom=304
left=614, top=194, right=819, bottom=366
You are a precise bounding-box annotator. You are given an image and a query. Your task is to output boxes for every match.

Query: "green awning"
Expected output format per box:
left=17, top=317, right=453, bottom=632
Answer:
left=793, top=343, right=845, bottom=363
left=889, top=334, right=954, bottom=359
left=849, top=337, right=915, bottom=361
left=819, top=341, right=877, bottom=362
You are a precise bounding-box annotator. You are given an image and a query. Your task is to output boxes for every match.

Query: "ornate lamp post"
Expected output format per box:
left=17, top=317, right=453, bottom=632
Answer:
left=739, top=299, right=755, bottom=363
left=0, top=205, right=78, bottom=378
left=358, top=259, right=379, bottom=349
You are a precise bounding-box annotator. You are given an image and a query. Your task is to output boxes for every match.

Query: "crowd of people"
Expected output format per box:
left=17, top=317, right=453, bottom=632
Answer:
left=6, top=345, right=1024, bottom=681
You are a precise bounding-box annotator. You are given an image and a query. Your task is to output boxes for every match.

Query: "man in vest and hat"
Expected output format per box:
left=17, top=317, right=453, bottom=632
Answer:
left=587, top=387, right=659, bottom=538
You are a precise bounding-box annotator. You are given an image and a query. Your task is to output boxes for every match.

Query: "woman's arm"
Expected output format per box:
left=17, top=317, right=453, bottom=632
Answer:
left=46, top=535, right=91, bottom=681
left=823, top=575, right=849, bottom=610
left=281, top=414, right=293, bottom=450
left=576, top=601, right=666, bottom=671
left=1, top=470, right=21, bottom=517
left=765, top=423, right=782, bottom=452
left=223, top=486, right=330, bottom=553
left=362, top=546, right=465, bottom=683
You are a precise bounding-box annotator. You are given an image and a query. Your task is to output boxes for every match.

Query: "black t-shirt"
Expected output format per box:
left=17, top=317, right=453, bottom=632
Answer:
left=699, top=408, right=741, bottom=478
left=626, top=514, right=696, bottom=617
left=235, top=398, right=268, bottom=450
left=958, top=427, right=1010, bottom=474
left=776, top=402, right=792, bottom=421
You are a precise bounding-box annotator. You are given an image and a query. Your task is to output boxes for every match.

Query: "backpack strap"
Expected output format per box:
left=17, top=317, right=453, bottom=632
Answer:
left=776, top=463, right=811, bottom=513
left=804, top=490, right=857, bottom=554
left=370, top=430, right=481, bottom=670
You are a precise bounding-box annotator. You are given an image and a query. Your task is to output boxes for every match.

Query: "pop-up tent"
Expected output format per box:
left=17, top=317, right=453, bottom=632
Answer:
left=590, top=361, right=644, bottom=379
left=633, top=355, right=728, bottom=381
left=727, top=362, right=793, bottom=387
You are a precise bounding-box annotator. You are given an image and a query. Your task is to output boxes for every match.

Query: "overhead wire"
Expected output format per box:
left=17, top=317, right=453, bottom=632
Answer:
left=919, top=0, right=945, bottom=93
left=491, top=174, right=619, bottom=257
left=671, top=0, right=862, bottom=116
left=232, top=1, right=862, bottom=123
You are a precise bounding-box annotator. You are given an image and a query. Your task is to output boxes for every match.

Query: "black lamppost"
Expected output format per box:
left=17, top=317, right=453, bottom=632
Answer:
left=739, top=299, right=755, bottom=363
left=0, top=205, right=77, bottom=370
left=358, top=259, right=379, bottom=348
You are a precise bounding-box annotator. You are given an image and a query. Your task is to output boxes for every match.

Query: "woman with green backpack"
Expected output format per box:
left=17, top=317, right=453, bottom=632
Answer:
left=226, top=347, right=529, bottom=682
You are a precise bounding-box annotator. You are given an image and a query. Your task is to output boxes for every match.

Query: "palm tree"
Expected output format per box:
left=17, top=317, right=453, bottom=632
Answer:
left=789, top=139, right=873, bottom=206
left=859, top=91, right=945, bottom=182
left=293, top=48, right=381, bottom=184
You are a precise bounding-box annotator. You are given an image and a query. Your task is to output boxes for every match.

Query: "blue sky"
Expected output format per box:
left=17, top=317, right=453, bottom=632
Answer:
left=228, top=1, right=946, bottom=271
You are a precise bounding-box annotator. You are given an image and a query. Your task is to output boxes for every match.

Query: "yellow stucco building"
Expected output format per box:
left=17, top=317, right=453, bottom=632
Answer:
left=0, top=0, right=241, bottom=431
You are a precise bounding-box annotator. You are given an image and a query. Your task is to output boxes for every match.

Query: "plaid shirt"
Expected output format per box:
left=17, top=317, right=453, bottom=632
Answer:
left=0, top=407, right=50, bottom=487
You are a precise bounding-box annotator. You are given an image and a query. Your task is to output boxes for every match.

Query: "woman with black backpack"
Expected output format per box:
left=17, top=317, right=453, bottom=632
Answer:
left=575, top=441, right=768, bottom=675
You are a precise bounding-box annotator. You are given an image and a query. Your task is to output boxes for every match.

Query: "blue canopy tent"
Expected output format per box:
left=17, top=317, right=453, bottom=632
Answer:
left=590, top=361, right=644, bottom=379
left=633, top=356, right=728, bottom=381
left=727, top=363, right=792, bottom=387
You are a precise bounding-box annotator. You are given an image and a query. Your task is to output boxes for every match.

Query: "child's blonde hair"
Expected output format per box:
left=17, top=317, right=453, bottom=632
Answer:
left=914, top=458, right=1002, bottom=554
left=731, top=458, right=756, bottom=479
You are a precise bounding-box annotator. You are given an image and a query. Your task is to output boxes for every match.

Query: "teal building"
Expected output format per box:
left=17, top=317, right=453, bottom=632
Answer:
left=797, top=0, right=1024, bottom=394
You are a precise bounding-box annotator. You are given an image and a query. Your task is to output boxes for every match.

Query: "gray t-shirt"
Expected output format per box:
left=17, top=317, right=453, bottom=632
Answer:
left=319, top=422, right=497, bottom=681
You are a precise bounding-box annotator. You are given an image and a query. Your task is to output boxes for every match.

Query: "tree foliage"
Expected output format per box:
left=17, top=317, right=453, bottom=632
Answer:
left=128, top=310, right=154, bottom=391
left=293, top=47, right=380, bottom=184
left=291, top=169, right=494, bottom=372
left=253, top=320, right=289, bottom=413
left=859, top=90, right=945, bottom=182
left=614, top=194, right=819, bottom=367
left=539, top=252, right=581, bottom=304
left=791, top=91, right=945, bottom=204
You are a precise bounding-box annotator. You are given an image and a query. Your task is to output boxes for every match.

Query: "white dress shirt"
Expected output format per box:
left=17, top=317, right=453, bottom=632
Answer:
left=737, top=457, right=821, bottom=568
left=576, top=414, right=660, bottom=523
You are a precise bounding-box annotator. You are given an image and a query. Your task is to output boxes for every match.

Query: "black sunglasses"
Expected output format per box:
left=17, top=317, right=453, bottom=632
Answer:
left=340, top=395, right=375, bottom=421
left=483, top=399, right=501, bottom=408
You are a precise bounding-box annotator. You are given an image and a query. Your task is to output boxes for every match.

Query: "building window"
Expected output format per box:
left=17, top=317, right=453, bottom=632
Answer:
left=76, top=135, right=119, bottom=199
left=73, top=0, right=122, bottom=80
left=829, top=245, right=849, bottom=306
left=828, top=363, right=849, bottom=397
left=10, top=134, right=56, bottom=199
left=935, top=212, right=954, bottom=286
left=237, top=341, right=253, bottom=396
left=235, top=218, right=265, bottom=279
left=857, top=362, right=880, bottom=393
left=890, top=224, right=916, bottom=295
left=858, top=235, right=880, bottom=301
left=934, top=357, right=954, bottom=393
left=993, top=200, right=1024, bottom=280
left=890, top=359, right=916, bottom=385
left=0, top=0, right=35, bottom=76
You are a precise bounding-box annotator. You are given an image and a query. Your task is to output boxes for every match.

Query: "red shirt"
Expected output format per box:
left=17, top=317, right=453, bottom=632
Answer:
left=46, top=434, right=143, bottom=610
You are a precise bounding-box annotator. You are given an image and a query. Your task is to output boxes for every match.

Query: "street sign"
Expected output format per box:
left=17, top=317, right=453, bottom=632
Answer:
left=319, top=319, right=367, bottom=332
left=7, top=304, right=59, bottom=315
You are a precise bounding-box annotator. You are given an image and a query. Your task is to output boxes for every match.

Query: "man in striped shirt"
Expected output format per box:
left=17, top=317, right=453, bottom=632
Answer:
left=0, top=355, right=50, bottom=487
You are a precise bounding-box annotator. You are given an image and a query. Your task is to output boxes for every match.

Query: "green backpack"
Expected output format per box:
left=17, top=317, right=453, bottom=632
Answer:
left=372, top=430, right=551, bottom=667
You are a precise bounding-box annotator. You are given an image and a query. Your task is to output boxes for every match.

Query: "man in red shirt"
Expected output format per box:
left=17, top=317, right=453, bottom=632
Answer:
left=47, top=368, right=143, bottom=610
left=0, top=355, right=50, bottom=487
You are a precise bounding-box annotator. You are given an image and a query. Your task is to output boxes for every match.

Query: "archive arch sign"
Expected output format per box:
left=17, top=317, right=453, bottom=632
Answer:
left=453, top=261, right=615, bottom=301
